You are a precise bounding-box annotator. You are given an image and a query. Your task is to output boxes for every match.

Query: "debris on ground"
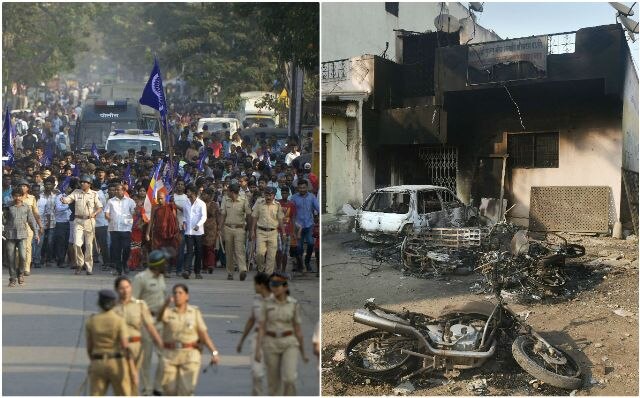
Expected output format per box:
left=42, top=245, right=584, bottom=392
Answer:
left=392, top=381, right=416, bottom=396
left=466, top=377, right=488, bottom=395
left=613, top=309, right=634, bottom=317
left=332, top=349, right=345, bottom=362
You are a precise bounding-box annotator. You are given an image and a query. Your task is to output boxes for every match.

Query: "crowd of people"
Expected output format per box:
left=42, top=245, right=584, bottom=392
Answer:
left=2, top=84, right=320, bottom=396
left=3, top=95, right=320, bottom=284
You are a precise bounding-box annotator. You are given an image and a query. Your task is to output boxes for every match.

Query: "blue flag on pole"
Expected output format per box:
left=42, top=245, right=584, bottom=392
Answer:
left=2, top=107, right=14, bottom=166
left=139, top=57, right=168, bottom=134
left=91, top=143, right=100, bottom=162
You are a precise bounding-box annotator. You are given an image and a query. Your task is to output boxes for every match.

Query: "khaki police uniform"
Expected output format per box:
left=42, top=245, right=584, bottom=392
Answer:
left=133, top=269, right=166, bottom=394
left=252, top=201, right=283, bottom=275
left=85, top=310, right=132, bottom=396
left=160, top=304, right=207, bottom=396
left=221, top=195, right=251, bottom=275
left=251, top=295, right=267, bottom=395
left=261, top=296, right=302, bottom=396
left=64, top=188, right=102, bottom=272
left=114, top=299, right=155, bottom=394
left=22, top=194, right=41, bottom=274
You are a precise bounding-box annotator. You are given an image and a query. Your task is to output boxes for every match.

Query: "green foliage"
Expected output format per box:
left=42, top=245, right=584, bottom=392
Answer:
left=2, top=3, right=100, bottom=84
left=234, top=3, right=319, bottom=71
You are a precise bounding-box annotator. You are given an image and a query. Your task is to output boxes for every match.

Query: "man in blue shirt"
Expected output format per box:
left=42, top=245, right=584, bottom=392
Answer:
left=290, top=179, right=319, bottom=274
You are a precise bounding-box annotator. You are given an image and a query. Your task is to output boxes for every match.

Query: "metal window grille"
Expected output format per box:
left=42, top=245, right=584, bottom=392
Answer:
left=508, top=132, right=558, bottom=168
left=548, top=33, right=576, bottom=55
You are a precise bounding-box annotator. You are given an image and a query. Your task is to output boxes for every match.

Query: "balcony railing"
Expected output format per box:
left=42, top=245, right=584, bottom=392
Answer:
left=321, top=59, right=350, bottom=82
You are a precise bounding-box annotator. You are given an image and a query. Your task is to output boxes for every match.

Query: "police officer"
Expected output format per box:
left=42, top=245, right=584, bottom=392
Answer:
left=114, top=276, right=164, bottom=395
left=219, top=183, right=252, bottom=281
left=85, top=289, right=137, bottom=396
left=157, top=283, right=221, bottom=396
left=236, top=273, right=271, bottom=395
left=15, top=178, right=44, bottom=276
left=255, top=272, right=309, bottom=396
left=60, top=174, right=103, bottom=275
left=251, top=187, right=284, bottom=275
left=132, top=250, right=167, bottom=395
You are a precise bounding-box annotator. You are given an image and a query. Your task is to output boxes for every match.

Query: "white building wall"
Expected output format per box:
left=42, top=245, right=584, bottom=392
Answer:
left=503, top=127, right=623, bottom=227
left=322, top=114, right=364, bottom=214
left=322, top=2, right=499, bottom=62
left=622, top=55, right=639, bottom=173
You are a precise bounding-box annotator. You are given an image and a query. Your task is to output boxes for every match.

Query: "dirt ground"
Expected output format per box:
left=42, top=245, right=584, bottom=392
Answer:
left=321, top=232, right=639, bottom=396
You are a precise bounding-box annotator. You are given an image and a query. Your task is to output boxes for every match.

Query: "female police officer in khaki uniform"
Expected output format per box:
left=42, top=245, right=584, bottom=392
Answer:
left=114, top=276, right=164, bottom=394
left=85, top=289, right=137, bottom=396
left=255, top=272, right=309, bottom=396
left=157, top=283, right=220, bottom=395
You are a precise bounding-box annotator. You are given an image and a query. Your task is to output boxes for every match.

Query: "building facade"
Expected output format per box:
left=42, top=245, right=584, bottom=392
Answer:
left=322, top=21, right=639, bottom=234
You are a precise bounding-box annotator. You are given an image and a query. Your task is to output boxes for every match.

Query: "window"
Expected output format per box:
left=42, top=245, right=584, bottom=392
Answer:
left=417, top=190, right=442, bottom=214
left=439, top=189, right=463, bottom=209
left=385, top=2, right=399, bottom=17
left=364, top=192, right=410, bottom=214
left=508, top=132, right=559, bottom=168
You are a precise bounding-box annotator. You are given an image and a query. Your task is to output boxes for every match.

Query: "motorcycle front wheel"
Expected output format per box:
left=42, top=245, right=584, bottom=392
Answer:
left=345, top=329, right=421, bottom=380
left=511, top=335, right=583, bottom=389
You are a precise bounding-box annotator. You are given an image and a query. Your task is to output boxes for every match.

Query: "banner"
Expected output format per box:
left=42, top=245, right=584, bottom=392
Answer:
left=468, top=35, right=548, bottom=74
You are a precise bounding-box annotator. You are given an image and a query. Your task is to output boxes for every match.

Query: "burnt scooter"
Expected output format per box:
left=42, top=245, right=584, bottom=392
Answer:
left=477, top=230, right=586, bottom=293
left=345, top=267, right=583, bottom=389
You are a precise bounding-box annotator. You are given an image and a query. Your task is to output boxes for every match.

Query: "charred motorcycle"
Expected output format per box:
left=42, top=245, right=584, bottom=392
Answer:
left=345, top=276, right=583, bottom=389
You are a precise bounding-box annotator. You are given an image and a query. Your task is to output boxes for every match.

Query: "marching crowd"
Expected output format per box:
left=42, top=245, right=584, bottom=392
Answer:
left=2, top=87, right=320, bottom=396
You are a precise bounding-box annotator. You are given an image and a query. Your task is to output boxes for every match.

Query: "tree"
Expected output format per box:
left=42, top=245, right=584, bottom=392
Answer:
left=2, top=3, right=100, bottom=85
left=234, top=3, right=319, bottom=72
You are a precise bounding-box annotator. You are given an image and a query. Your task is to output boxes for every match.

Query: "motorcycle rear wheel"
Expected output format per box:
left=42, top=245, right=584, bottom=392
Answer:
left=511, top=335, right=583, bottom=389
left=345, top=329, right=421, bottom=380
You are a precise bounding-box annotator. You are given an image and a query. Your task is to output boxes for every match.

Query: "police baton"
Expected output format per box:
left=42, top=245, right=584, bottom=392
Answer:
left=202, top=362, right=218, bottom=374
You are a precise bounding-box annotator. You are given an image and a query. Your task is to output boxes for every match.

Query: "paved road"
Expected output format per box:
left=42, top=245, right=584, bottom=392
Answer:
left=2, top=266, right=320, bottom=396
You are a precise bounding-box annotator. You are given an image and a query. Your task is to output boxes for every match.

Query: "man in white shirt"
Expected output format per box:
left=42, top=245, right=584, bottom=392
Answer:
left=104, top=183, right=136, bottom=276
left=172, top=179, right=189, bottom=276
left=284, top=144, right=300, bottom=166
left=40, top=177, right=57, bottom=266
left=53, top=183, right=73, bottom=268
left=181, top=184, right=207, bottom=279
left=92, top=181, right=110, bottom=270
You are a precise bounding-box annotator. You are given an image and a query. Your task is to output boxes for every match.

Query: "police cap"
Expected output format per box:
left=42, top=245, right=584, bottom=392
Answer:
left=98, top=289, right=117, bottom=301
left=148, top=249, right=167, bottom=268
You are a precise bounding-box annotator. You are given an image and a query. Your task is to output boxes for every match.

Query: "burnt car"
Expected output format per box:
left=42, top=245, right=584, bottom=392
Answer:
left=355, top=185, right=478, bottom=243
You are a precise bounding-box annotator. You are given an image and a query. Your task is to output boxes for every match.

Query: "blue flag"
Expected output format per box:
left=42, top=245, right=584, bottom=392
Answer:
left=41, top=146, right=53, bottom=167
left=123, top=163, right=133, bottom=187
left=2, top=107, right=14, bottom=166
left=60, top=176, right=71, bottom=192
left=139, top=57, right=168, bottom=134
left=91, top=143, right=100, bottom=162
left=72, top=164, right=80, bottom=177
left=197, top=149, right=207, bottom=172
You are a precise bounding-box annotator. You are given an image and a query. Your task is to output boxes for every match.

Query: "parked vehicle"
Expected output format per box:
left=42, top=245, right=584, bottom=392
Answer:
left=346, top=284, right=583, bottom=389
left=238, top=91, right=278, bottom=128
left=105, top=129, right=163, bottom=154
left=196, top=117, right=240, bottom=138
left=75, top=99, right=140, bottom=151
left=356, top=185, right=478, bottom=243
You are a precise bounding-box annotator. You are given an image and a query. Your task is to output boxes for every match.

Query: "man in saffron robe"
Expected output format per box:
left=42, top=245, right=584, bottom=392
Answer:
left=146, top=191, right=180, bottom=275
